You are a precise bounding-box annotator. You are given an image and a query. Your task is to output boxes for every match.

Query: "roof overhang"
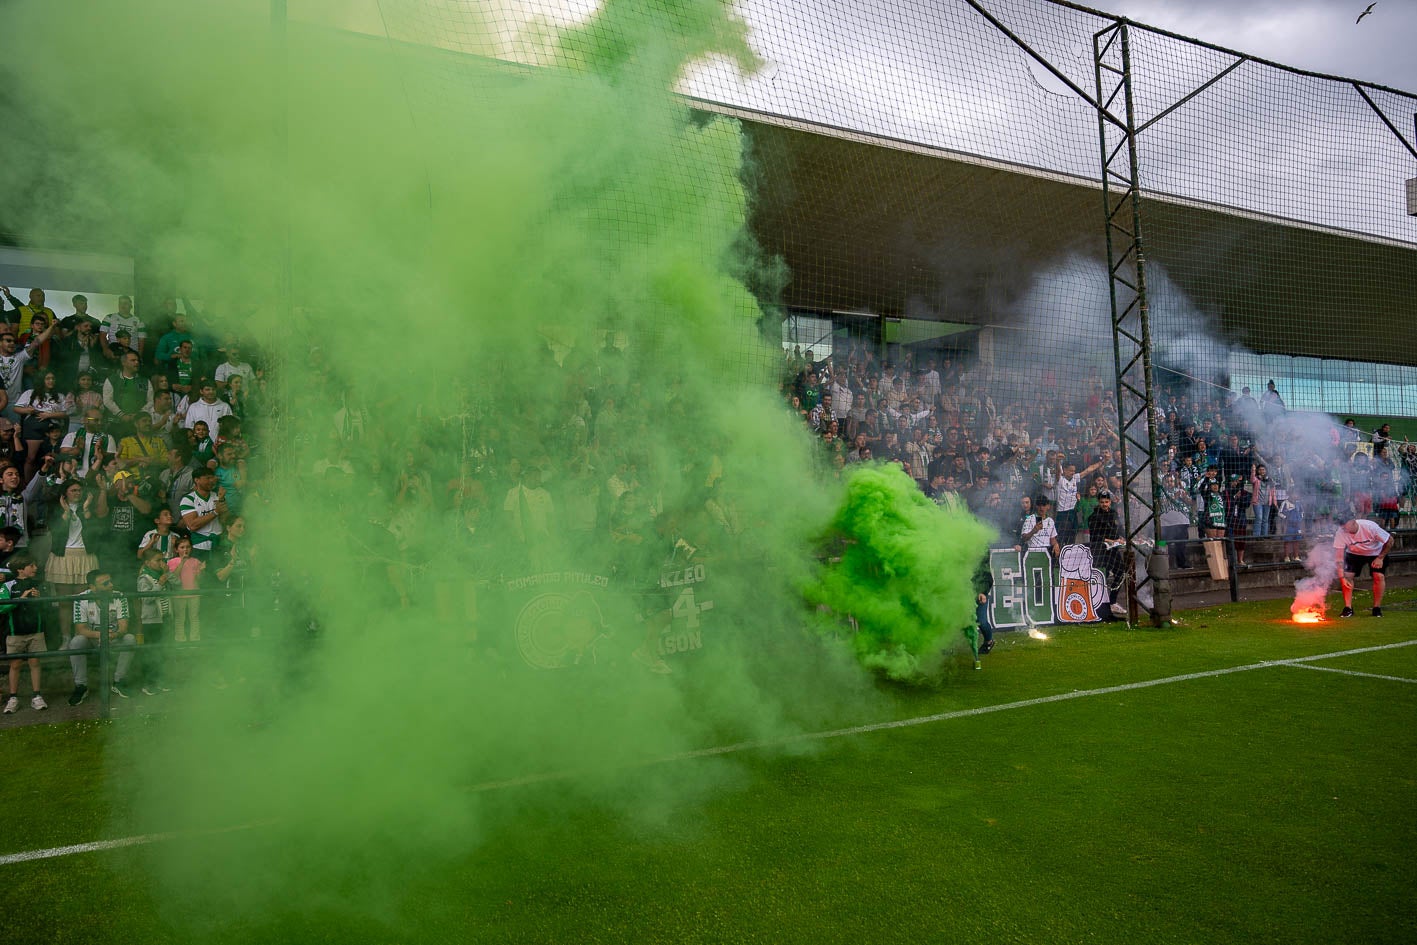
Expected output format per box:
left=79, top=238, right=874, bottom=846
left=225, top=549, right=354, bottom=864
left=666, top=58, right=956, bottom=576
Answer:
left=706, top=100, right=1417, bottom=365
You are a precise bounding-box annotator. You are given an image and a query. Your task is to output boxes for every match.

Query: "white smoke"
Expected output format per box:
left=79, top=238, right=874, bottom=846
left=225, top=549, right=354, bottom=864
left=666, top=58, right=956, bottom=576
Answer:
left=985, top=253, right=1363, bottom=617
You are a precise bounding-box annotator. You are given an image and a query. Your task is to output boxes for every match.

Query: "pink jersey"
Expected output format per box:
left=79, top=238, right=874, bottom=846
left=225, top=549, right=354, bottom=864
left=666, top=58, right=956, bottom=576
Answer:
left=168, top=555, right=204, bottom=590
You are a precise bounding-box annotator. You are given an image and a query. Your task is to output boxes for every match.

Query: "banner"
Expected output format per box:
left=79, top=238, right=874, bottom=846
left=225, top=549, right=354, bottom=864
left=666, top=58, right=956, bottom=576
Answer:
left=988, top=544, right=1110, bottom=628
left=497, top=560, right=716, bottom=670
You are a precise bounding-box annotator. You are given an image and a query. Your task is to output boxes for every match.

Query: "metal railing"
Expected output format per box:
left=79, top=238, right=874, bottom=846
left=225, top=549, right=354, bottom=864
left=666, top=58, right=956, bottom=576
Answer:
left=1, top=587, right=267, bottom=721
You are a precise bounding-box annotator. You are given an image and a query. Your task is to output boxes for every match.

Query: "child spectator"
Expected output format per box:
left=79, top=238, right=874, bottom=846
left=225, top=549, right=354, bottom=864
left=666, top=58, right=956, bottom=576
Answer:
left=1203, top=479, right=1227, bottom=541
left=168, top=536, right=205, bottom=643
left=190, top=420, right=216, bottom=470
left=108, top=328, right=136, bottom=364
left=35, top=420, right=66, bottom=479
left=138, top=507, right=178, bottom=561
left=216, top=415, right=249, bottom=459
left=2, top=554, right=48, bottom=712
left=1176, top=454, right=1197, bottom=493
left=0, top=525, right=21, bottom=577
left=136, top=546, right=172, bottom=695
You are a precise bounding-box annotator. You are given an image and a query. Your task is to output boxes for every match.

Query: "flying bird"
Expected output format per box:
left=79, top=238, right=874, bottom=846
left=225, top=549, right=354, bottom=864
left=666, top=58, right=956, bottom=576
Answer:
left=1356, top=3, right=1376, bottom=23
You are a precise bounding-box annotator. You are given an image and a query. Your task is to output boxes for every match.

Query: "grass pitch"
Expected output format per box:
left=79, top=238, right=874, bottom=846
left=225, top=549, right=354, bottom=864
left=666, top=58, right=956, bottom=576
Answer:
left=2, top=592, right=1415, bottom=944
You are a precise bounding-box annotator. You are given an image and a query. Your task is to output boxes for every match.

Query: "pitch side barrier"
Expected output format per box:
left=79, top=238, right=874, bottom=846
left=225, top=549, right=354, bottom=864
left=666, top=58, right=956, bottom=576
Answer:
left=0, top=558, right=723, bottom=720
left=993, top=527, right=1417, bottom=619
left=1, top=588, right=267, bottom=721
left=8, top=531, right=1414, bottom=724
left=987, top=542, right=1138, bottom=629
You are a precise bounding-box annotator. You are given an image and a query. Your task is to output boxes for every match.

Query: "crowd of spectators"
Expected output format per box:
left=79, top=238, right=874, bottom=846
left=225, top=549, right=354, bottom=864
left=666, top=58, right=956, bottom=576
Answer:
left=782, top=339, right=1417, bottom=574
left=0, top=286, right=263, bottom=713
left=4, top=288, right=1414, bottom=709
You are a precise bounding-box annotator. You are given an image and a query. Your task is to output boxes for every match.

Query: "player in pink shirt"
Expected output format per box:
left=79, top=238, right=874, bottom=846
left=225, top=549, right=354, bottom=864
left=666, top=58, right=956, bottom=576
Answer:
left=1332, top=515, right=1394, bottom=618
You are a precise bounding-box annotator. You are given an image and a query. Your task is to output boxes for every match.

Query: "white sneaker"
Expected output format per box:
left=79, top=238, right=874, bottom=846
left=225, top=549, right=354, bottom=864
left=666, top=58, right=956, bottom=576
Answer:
left=2, top=695, right=17, bottom=714
left=31, top=694, right=47, bottom=711
left=1110, top=603, right=1127, bottom=618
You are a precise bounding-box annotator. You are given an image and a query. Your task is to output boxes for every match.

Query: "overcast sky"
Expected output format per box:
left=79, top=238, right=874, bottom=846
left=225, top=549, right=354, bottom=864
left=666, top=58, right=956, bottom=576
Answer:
left=298, top=0, right=1416, bottom=239
left=1091, top=0, right=1416, bottom=91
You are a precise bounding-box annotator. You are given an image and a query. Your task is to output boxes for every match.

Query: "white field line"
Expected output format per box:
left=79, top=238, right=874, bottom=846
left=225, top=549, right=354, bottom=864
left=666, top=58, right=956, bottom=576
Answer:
left=0, top=822, right=266, bottom=866
left=1283, top=663, right=1417, bottom=684
left=635, top=639, right=1417, bottom=766
left=0, top=833, right=178, bottom=864
left=4, top=639, right=1415, bottom=867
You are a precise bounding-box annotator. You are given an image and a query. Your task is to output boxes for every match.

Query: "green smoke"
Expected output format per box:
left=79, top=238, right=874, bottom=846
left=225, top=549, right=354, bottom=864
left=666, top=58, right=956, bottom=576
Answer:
left=0, top=0, right=990, bottom=933
left=806, top=464, right=995, bottom=679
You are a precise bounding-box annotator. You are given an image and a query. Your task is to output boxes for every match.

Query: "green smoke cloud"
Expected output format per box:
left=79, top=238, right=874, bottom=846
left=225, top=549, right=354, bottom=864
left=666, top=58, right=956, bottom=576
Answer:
left=806, top=464, right=995, bottom=679
left=0, top=0, right=991, bottom=932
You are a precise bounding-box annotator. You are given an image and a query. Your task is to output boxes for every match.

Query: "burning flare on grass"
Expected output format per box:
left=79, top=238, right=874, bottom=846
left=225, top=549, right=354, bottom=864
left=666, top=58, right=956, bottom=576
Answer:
left=1291, top=542, right=1336, bottom=623
left=1028, top=628, right=1049, bottom=640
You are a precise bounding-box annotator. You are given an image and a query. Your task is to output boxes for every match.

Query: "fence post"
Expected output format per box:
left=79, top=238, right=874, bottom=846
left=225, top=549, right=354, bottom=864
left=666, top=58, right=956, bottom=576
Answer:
left=97, top=591, right=112, bottom=720
left=1225, top=538, right=1240, bottom=603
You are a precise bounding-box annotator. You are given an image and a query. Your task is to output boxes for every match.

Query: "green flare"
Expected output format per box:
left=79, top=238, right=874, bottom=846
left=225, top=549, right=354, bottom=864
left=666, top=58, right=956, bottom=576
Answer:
left=806, top=464, right=995, bottom=679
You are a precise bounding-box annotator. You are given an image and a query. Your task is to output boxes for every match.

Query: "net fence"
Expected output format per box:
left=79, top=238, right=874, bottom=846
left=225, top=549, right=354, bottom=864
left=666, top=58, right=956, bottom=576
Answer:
left=0, top=0, right=1414, bottom=646
left=306, top=0, right=1416, bottom=620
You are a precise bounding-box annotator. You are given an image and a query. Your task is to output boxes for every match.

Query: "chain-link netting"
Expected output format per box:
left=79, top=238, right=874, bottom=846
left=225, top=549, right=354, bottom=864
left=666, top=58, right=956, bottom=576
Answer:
left=0, top=0, right=1412, bottom=641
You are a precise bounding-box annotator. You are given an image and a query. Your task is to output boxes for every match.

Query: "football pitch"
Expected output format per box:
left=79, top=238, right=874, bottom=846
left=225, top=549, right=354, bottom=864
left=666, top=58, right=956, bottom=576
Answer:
left=3, top=593, right=1415, bottom=944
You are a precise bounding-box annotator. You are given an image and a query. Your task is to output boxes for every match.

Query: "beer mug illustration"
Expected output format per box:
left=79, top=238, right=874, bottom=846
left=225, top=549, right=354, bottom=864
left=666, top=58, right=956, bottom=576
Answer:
left=1056, top=545, right=1106, bottom=623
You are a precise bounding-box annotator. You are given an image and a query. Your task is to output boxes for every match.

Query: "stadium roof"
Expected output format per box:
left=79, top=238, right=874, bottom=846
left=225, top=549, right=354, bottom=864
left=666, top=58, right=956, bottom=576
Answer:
left=7, top=18, right=1412, bottom=369
left=707, top=101, right=1417, bottom=366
